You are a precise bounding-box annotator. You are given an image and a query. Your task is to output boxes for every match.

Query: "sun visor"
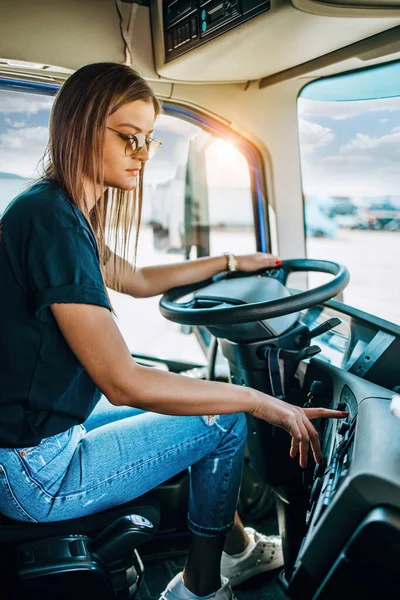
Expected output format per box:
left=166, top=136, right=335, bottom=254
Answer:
left=0, top=0, right=128, bottom=73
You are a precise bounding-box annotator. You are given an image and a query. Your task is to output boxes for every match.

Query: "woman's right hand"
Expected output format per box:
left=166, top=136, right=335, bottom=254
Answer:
left=251, top=391, right=348, bottom=469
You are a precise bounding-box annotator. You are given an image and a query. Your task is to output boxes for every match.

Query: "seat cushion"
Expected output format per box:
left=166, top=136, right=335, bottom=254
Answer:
left=0, top=494, right=160, bottom=544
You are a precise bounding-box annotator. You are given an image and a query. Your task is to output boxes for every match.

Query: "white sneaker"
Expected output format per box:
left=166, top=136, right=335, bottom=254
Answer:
left=220, top=528, right=284, bottom=587
left=159, top=572, right=237, bottom=600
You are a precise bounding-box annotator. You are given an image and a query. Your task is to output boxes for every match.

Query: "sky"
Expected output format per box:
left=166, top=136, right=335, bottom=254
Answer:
left=0, top=89, right=196, bottom=181
left=0, top=90, right=53, bottom=178
left=0, top=88, right=249, bottom=189
left=1, top=85, right=400, bottom=202
left=298, top=95, right=400, bottom=199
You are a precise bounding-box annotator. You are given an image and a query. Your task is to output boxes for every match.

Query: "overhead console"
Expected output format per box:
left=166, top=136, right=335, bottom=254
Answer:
left=292, top=0, right=400, bottom=18
left=152, top=0, right=400, bottom=83
left=162, top=0, right=270, bottom=62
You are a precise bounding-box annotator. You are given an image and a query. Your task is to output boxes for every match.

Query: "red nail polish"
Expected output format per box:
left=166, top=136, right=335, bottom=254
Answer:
left=341, top=411, right=349, bottom=416
left=276, top=260, right=282, bottom=265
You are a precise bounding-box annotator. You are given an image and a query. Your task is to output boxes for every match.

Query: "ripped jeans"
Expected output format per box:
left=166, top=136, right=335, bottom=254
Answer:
left=0, top=396, right=247, bottom=537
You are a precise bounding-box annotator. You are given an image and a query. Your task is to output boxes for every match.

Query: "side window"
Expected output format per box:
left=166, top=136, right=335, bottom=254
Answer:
left=297, top=64, right=400, bottom=326
left=206, top=138, right=255, bottom=256
left=111, top=114, right=257, bottom=362
left=0, top=88, right=257, bottom=361
left=0, top=88, right=54, bottom=215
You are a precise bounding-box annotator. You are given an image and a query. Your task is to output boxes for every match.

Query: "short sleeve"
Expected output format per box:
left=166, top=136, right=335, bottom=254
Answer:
left=27, top=225, right=112, bottom=318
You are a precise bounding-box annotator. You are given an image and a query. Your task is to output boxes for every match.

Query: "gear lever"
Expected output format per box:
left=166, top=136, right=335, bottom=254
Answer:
left=308, top=317, right=341, bottom=341
left=279, top=345, right=321, bottom=361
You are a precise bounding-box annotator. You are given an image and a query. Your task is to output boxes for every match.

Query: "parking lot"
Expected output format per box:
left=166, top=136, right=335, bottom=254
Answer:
left=307, top=228, right=400, bottom=326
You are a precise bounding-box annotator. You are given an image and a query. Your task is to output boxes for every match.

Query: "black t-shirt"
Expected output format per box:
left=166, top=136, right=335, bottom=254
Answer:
left=0, top=180, right=112, bottom=448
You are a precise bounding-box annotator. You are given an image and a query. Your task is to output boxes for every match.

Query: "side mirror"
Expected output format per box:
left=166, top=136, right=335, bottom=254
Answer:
left=152, top=132, right=211, bottom=258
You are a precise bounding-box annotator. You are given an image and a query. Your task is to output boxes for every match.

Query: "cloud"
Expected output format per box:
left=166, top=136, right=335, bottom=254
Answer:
left=298, top=95, right=400, bottom=196
left=0, top=126, right=49, bottom=177
left=340, top=133, right=377, bottom=153
left=338, top=130, right=400, bottom=163
left=298, top=118, right=335, bottom=154
left=5, top=118, right=26, bottom=128
left=155, top=114, right=199, bottom=137
left=0, top=90, right=54, bottom=114
left=301, top=131, right=400, bottom=195
left=298, top=97, right=400, bottom=121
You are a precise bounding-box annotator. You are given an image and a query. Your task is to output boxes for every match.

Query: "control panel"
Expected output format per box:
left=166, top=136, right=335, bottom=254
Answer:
left=290, top=361, right=400, bottom=598
left=162, top=0, right=271, bottom=62
left=306, top=386, right=357, bottom=530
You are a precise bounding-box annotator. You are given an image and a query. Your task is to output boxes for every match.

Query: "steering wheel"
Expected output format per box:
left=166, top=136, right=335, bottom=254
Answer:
left=159, top=259, right=350, bottom=326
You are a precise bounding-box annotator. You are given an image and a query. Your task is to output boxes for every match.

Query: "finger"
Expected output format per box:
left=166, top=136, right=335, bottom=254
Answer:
left=258, top=252, right=279, bottom=259
left=302, top=415, right=322, bottom=465
left=240, top=254, right=281, bottom=271
left=304, top=408, right=349, bottom=420
left=263, top=256, right=281, bottom=264
left=296, top=417, right=310, bottom=469
left=290, top=437, right=296, bottom=459
left=287, top=419, right=302, bottom=460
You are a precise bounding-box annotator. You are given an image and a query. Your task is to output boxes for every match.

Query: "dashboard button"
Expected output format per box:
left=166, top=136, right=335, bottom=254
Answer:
left=184, top=23, right=190, bottom=42
left=310, top=477, right=323, bottom=504
left=167, top=32, right=173, bottom=52
left=314, top=462, right=325, bottom=478
left=338, top=421, right=351, bottom=435
left=191, top=18, right=197, bottom=38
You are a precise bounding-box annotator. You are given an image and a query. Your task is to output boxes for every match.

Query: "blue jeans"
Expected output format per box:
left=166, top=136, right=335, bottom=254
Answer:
left=0, top=396, right=247, bottom=537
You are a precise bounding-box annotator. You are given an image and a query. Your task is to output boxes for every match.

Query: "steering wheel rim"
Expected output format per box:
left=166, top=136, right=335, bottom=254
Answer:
left=159, top=259, right=350, bottom=326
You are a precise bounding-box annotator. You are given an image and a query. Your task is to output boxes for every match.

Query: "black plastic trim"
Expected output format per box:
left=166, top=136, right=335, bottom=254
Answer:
left=160, top=259, right=350, bottom=325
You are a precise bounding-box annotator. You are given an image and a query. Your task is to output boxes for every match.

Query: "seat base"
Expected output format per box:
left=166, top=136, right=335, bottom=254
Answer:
left=0, top=497, right=160, bottom=599
left=0, top=493, right=160, bottom=544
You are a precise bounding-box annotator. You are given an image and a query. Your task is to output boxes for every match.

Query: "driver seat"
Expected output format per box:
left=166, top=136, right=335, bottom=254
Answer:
left=0, top=493, right=160, bottom=600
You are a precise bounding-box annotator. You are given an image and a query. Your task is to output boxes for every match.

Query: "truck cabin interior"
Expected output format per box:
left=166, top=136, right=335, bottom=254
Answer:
left=1, top=1, right=400, bottom=599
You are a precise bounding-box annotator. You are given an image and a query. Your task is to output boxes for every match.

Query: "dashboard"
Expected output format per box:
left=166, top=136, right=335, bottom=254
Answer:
left=211, top=292, right=400, bottom=598
left=143, top=281, right=400, bottom=598
left=291, top=357, right=400, bottom=598
left=283, top=300, right=400, bottom=598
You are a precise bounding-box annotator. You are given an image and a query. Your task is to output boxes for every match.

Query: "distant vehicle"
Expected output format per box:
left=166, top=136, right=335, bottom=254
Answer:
left=323, top=197, right=358, bottom=219
left=304, top=196, right=338, bottom=238
left=362, top=202, right=400, bottom=230
left=335, top=213, right=367, bottom=230
left=320, top=198, right=400, bottom=231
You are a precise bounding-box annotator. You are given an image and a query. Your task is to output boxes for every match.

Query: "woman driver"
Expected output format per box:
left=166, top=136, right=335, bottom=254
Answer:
left=0, top=63, right=346, bottom=600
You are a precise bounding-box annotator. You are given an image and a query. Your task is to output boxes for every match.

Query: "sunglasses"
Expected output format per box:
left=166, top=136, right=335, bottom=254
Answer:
left=107, top=127, right=162, bottom=158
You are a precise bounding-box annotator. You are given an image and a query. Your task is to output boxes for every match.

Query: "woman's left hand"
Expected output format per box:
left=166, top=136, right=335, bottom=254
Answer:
left=235, top=252, right=282, bottom=272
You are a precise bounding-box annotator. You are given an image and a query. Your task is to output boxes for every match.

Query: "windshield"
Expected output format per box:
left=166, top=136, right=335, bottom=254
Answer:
left=298, top=61, right=400, bottom=326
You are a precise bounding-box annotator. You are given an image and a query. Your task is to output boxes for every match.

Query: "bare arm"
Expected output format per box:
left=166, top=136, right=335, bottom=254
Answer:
left=51, top=304, right=344, bottom=467
left=50, top=302, right=346, bottom=467
left=104, top=250, right=228, bottom=298
left=51, top=302, right=255, bottom=415
left=138, top=255, right=229, bottom=297
left=104, top=250, right=281, bottom=298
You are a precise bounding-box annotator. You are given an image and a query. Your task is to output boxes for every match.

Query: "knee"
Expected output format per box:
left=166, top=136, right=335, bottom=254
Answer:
left=218, top=412, right=247, bottom=445
left=233, top=412, right=248, bottom=443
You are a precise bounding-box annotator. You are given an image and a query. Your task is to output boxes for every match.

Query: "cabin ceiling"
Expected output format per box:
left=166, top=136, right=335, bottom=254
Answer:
left=0, top=0, right=400, bottom=86
left=151, top=0, right=400, bottom=83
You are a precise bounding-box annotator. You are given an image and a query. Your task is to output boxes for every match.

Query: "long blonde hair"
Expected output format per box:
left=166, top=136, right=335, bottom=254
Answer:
left=44, top=62, right=161, bottom=291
